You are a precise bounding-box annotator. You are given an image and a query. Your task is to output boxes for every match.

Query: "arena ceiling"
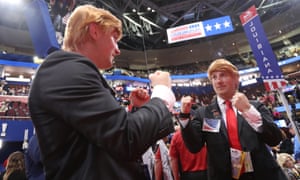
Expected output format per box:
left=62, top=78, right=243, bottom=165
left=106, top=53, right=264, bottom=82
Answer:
left=0, top=0, right=299, bottom=72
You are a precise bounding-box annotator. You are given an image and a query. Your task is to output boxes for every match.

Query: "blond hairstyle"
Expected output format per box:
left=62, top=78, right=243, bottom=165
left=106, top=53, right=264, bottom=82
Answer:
left=3, top=151, right=26, bottom=180
left=62, top=5, right=122, bottom=51
left=207, top=59, right=239, bottom=81
left=277, top=153, right=295, bottom=168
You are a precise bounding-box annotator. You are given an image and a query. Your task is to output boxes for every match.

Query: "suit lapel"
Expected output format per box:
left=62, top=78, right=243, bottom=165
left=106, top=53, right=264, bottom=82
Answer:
left=208, top=99, right=229, bottom=141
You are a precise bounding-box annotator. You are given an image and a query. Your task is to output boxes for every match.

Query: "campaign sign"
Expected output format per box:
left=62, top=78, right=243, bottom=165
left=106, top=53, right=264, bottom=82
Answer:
left=240, top=5, right=286, bottom=91
left=167, top=15, right=234, bottom=44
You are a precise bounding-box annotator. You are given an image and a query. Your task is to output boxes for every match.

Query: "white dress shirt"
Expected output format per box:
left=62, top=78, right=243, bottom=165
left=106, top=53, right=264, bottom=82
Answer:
left=151, top=85, right=176, bottom=112
left=217, top=96, right=263, bottom=132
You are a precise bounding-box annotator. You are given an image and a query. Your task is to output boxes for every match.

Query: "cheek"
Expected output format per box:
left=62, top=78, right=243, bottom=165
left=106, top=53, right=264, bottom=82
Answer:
left=227, top=81, right=236, bottom=89
left=226, top=76, right=237, bottom=85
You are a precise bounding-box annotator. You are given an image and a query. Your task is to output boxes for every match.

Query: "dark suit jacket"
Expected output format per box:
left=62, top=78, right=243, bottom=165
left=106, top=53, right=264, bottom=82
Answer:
left=181, top=98, right=287, bottom=180
left=28, top=50, right=174, bottom=180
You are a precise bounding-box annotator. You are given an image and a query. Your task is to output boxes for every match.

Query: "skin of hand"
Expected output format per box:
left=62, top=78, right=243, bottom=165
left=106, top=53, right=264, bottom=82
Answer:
left=129, top=88, right=150, bottom=108
left=149, top=71, right=172, bottom=88
left=180, top=96, right=193, bottom=114
left=232, top=92, right=251, bottom=113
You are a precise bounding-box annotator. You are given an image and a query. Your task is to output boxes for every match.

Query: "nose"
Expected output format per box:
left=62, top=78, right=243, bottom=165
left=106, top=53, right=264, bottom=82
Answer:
left=115, top=48, right=121, bottom=56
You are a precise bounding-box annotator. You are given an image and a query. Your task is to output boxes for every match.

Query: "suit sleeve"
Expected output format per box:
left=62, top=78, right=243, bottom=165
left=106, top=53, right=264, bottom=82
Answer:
left=181, top=107, right=206, bottom=153
left=40, top=59, right=174, bottom=160
left=253, top=101, right=283, bottom=146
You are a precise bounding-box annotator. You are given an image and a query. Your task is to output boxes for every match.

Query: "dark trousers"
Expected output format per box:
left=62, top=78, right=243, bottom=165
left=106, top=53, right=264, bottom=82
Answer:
left=181, top=170, right=207, bottom=180
left=237, top=172, right=254, bottom=180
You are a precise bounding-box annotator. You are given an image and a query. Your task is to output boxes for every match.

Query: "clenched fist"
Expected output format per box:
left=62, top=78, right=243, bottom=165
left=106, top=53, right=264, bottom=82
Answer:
left=129, top=88, right=150, bottom=108
left=180, top=96, right=193, bottom=114
left=149, top=71, right=172, bottom=88
left=232, top=92, right=251, bottom=113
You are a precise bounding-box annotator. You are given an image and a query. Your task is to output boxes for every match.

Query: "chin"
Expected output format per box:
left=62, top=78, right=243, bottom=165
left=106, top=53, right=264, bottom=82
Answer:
left=217, top=91, right=229, bottom=97
left=98, top=64, right=112, bottom=70
left=215, top=89, right=226, bottom=94
left=101, top=61, right=113, bottom=69
left=105, top=65, right=113, bottom=70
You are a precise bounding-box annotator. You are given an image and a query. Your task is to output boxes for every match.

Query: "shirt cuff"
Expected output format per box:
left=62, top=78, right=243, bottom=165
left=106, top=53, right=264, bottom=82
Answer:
left=151, top=85, right=176, bottom=112
left=241, top=105, right=263, bottom=132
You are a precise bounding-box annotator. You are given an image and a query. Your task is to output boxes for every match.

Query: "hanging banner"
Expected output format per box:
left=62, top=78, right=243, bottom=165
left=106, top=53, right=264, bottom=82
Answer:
left=239, top=5, right=286, bottom=91
left=239, top=5, right=300, bottom=140
left=167, top=15, right=234, bottom=44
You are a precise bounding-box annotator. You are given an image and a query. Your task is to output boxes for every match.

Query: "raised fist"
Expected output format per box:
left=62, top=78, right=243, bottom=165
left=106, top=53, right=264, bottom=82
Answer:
left=149, top=71, right=172, bottom=88
left=129, top=88, right=150, bottom=108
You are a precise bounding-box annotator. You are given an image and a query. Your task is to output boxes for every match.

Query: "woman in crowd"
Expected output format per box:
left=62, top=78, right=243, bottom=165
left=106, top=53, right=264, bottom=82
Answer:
left=1, top=151, right=27, bottom=180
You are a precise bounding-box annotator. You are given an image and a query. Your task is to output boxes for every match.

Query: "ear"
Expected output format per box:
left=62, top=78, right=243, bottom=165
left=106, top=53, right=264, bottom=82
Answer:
left=88, top=23, right=101, bottom=40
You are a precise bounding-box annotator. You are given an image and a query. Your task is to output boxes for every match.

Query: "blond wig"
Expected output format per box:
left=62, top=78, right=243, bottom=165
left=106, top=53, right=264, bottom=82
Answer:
left=62, top=5, right=122, bottom=51
left=207, top=59, right=239, bottom=81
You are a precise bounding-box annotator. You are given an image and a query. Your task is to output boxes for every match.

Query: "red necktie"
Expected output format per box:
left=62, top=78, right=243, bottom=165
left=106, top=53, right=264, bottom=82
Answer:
left=225, top=100, right=242, bottom=150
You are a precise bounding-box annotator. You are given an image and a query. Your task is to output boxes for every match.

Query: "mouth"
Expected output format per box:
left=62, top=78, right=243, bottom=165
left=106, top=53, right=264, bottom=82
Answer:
left=215, top=86, right=226, bottom=90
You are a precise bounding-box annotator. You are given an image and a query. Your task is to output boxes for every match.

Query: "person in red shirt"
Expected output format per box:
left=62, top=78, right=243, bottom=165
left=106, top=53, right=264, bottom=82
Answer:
left=169, top=128, right=207, bottom=180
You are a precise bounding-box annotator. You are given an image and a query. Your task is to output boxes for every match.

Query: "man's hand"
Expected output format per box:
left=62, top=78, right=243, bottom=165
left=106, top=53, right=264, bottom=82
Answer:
left=232, top=92, right=251, bottom=113
left=149, top=70, right=175, bottom=112
left=180, top=96, right=193, bottom=114
left=149, top=71, right=172, bottom=88
left=129, top=88, right=150, bottom=108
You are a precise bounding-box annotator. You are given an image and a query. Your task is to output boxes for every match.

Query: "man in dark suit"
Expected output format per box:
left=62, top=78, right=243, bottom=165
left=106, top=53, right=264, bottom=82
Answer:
left=179, top=59, right=287, bottom=180
left=28, top=4, right=175, bottom=180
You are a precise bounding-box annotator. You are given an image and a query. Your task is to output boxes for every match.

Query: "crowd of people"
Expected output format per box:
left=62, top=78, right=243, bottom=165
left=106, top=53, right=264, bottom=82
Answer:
left=0, top=4, right=300, bottom=180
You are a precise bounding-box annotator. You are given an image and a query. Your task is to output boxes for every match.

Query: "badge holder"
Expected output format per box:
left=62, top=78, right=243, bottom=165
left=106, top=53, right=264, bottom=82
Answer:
left=230, top=148, right=245, bottom=179
left=230, top=148, right=254, bottom=179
